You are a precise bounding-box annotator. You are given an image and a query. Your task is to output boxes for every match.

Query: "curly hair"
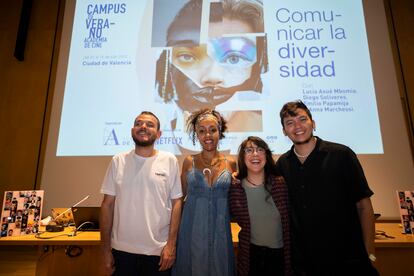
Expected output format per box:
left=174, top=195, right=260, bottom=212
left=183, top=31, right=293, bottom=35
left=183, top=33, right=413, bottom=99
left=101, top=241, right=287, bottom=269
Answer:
left=186, top=109, right=227, bottom=145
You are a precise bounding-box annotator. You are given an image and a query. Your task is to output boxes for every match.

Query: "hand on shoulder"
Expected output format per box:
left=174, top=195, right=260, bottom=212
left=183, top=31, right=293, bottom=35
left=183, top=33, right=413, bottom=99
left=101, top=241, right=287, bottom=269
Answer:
left=226, top=157, right=240, bottom=185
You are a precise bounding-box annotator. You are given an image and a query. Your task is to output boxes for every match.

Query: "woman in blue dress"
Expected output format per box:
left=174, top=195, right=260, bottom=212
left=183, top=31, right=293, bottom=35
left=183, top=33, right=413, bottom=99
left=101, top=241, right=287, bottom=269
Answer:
left=173, top=109, right=236, bottom=276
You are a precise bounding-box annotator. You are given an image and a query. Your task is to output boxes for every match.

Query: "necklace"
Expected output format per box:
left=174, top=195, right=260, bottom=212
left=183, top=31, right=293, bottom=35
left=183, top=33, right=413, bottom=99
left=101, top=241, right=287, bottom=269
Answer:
left=200, top=155, right=221, bottom=168
left=293, top=137, right=317, bottom=159
left=246, top=177, right=264, bottom=186
left=293, top=147, right=310, bottom=158
left=200, top=155, right=221, bottom=176
left=203, top=168, right=211, bottom=176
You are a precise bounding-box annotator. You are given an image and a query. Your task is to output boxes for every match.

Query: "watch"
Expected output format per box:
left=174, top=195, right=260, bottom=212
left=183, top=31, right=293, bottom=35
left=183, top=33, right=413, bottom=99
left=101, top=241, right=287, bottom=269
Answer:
left=369, top=253, right=376, bottom=262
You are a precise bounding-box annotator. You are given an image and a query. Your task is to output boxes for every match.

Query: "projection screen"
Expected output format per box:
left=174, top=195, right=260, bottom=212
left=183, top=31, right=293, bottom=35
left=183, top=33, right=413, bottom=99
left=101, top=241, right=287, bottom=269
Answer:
left=41, top=0, right=414, bottom=218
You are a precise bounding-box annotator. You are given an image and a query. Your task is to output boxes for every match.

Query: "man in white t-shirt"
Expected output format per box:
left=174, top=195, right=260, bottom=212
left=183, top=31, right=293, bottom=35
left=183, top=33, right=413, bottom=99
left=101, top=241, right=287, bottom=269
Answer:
left=100, top=111, right=183, bottom=276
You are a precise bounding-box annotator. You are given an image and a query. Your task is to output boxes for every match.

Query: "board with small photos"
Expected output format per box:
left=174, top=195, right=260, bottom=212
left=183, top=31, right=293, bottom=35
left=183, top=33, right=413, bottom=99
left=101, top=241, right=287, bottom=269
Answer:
left=1, top=190, right=44, bottom=237
left=397, top=190, right=414, bottom=234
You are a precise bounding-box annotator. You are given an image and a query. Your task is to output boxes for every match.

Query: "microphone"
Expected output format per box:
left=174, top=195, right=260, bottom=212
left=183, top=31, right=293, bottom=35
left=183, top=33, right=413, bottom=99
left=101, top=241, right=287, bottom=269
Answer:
left=45, top=195, right=90, bottom=232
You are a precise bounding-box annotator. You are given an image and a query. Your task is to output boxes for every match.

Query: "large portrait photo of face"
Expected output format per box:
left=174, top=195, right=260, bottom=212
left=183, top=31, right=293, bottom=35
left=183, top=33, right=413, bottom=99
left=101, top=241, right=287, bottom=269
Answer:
left=152, top=0, right=268, bottom=149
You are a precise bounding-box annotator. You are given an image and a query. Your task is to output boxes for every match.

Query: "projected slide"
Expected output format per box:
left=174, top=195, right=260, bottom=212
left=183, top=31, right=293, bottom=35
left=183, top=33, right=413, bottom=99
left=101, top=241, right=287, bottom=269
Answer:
left=57, top=0, right=382, bottom=156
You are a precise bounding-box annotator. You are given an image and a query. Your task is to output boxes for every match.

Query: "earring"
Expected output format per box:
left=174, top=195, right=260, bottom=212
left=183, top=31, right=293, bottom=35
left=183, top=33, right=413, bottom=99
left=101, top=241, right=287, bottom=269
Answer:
left=162, top=50, right=170, bottom=100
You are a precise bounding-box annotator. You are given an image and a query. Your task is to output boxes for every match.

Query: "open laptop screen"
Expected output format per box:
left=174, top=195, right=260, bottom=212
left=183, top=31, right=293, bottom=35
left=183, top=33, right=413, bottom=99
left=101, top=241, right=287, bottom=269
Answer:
left=71, top=207, right=100, bottom=231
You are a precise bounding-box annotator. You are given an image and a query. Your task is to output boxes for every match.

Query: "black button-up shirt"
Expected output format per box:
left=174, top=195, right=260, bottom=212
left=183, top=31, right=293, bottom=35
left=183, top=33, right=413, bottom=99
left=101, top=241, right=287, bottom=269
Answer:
left=276, top=137, right=373, bottom=274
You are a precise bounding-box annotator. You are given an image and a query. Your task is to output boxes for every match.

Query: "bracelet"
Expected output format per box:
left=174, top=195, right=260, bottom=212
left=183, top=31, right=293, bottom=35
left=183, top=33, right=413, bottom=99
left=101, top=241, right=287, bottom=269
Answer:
left=369, top=253, right=376, bottom=262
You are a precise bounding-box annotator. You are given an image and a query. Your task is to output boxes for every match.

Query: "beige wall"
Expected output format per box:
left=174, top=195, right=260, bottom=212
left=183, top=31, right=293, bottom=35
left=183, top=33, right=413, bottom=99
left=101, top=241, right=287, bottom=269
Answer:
left=0, top=0, right=59, bottom=205
left=387, top=0, right=414, bottom=156
left=0, top=0, right=413, bottom=208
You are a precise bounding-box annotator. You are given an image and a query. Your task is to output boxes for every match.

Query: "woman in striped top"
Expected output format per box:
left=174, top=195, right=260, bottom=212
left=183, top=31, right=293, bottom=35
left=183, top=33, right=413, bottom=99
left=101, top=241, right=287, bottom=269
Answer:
left=229, top=136, right=292, bottom=275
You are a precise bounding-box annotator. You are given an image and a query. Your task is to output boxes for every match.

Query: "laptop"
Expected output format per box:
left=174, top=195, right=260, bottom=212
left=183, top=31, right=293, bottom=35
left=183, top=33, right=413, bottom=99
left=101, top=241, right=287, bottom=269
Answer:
left=71, top=207, right=100, bottom=231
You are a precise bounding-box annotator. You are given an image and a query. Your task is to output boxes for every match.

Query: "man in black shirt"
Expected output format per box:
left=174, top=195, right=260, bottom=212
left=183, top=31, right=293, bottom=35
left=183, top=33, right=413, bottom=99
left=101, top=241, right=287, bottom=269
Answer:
left=276, top=101, right=378, bottom=276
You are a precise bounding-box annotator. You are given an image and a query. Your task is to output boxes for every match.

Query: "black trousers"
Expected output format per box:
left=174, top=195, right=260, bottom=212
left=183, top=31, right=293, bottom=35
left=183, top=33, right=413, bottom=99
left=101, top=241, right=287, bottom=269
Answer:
left=112, top=249, right=171, bottom=276
left=293, top=259, right=380, bottom=276
left=249, top=243, right=284, bottom=276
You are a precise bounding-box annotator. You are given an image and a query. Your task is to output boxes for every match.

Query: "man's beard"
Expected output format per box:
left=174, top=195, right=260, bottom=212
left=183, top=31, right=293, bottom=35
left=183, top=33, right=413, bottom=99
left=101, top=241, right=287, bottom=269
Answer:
left=293, top=133, right=314, bottom=145
left=133, top=136, right=156, bottom=147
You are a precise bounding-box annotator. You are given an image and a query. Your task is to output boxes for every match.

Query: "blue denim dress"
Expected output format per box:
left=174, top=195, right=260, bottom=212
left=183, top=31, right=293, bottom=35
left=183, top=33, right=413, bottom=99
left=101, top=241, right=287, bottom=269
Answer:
left=173, top=158, right=235, bottom=276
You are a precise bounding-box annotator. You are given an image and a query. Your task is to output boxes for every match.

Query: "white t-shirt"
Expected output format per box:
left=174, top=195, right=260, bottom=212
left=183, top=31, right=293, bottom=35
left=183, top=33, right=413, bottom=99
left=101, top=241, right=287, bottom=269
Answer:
left=101, top=150, right=182, bottom=255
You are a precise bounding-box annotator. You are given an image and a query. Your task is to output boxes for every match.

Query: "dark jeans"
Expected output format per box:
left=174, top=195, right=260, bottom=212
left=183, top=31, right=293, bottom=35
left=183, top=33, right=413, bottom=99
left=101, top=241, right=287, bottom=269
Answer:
left=112, top=249, right=171, bottom=276
left=293, top=259, right=379, bottom=276
left=249, top=243, right=284, bottom=276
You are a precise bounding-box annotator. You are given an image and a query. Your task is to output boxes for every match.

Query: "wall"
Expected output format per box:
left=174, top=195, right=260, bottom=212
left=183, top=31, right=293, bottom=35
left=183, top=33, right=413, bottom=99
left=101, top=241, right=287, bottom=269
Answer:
left=0, top=0, right=60, bottom=206
left=387, top=0, right=414, bottom=156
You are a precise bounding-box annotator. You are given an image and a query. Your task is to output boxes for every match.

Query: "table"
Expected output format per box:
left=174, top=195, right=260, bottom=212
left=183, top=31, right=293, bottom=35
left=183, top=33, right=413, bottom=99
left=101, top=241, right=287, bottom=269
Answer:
left=374, top=223, right=414, bottom=275
left=0, top=226, right=100, bottom=245
left=0, top=223, right=413, bottom=276
left=0, top=227, right=101, bottom=275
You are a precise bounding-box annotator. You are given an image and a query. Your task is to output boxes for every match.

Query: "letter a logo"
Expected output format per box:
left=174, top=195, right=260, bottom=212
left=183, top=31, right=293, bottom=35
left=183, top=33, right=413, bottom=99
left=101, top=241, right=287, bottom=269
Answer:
left=103, top=128, right=119, bottom=145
